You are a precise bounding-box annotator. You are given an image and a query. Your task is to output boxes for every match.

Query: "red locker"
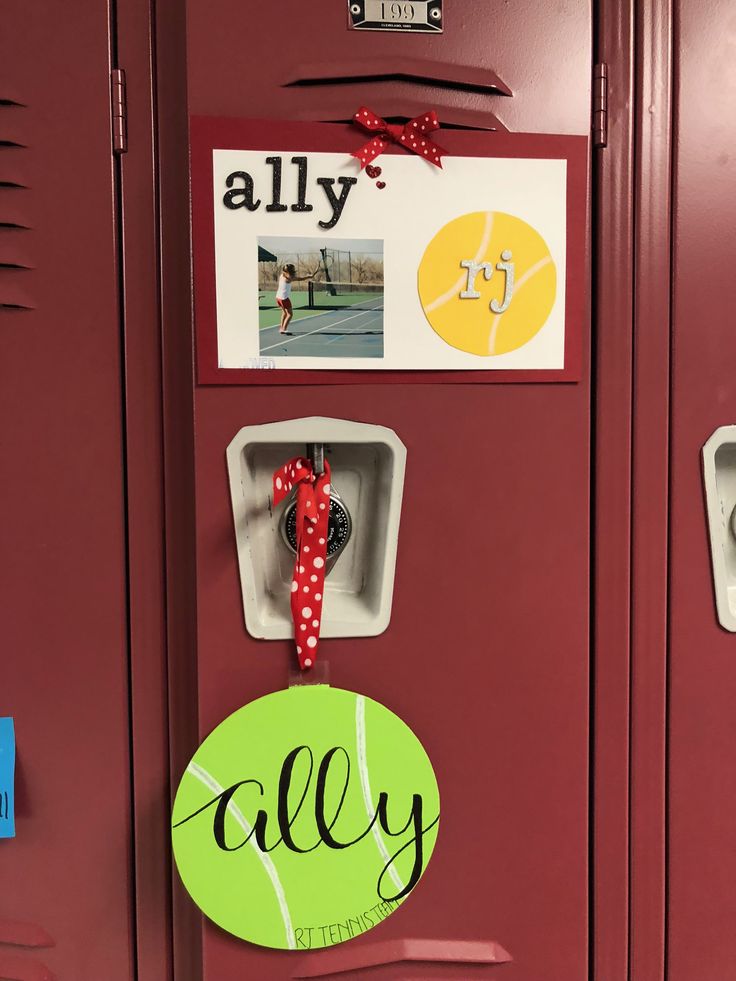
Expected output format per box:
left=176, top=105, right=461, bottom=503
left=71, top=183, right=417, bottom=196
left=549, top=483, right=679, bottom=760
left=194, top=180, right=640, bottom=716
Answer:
left=668, top=1, right=736, bottom=979
left=2, top=0, right=735, bottom=979
left=0, top=3, right=135, bottom=979
left=164, top=3, right=592, bottom=980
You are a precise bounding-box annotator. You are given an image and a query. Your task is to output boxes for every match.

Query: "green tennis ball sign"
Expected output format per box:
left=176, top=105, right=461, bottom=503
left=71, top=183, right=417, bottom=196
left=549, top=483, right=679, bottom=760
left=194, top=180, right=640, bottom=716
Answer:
left=171, top=685, right=440, bottom=950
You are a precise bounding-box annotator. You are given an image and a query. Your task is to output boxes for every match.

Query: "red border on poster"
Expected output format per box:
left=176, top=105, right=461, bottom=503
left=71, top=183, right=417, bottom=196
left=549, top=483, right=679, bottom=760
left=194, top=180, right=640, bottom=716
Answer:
left=191, top=115, right=588, bottom=385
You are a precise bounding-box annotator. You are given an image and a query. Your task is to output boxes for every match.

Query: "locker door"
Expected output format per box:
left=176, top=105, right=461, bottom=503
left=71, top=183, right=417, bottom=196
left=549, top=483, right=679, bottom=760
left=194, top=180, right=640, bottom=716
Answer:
left=161, top=3, right=593, bottom=979
left=0, top=3, right=135, bottom=980
left=668, top=0, right=736, bottom=977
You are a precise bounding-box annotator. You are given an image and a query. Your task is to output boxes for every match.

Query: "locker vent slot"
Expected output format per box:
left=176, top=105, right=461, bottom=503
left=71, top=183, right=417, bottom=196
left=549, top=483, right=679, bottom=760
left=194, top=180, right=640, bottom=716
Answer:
left=287, top=71, right=508, bottom=95
left=282, top=57, right=512, bottom=131
left=321, top=114, right=502, bottom=132
left=284, top=56, right=511, bottom=94
left=0, top=98, right=33, bottom=310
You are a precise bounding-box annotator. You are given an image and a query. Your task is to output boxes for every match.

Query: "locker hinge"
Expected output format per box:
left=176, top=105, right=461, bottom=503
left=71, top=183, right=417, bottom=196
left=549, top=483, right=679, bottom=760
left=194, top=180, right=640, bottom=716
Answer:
left=111, top=68, right=128, bottom=154
left=593, top=63, right=608, bottom=148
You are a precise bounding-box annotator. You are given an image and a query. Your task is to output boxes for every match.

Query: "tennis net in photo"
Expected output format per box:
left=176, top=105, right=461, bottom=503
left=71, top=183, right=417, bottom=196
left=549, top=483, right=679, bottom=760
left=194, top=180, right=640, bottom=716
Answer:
left=308, top=281, right=384, bottom=319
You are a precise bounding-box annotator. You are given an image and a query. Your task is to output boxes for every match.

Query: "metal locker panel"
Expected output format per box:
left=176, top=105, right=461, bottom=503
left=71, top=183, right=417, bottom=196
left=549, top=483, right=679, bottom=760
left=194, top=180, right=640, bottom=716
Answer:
left=668, top=0, right=736, bottom=977
left=0, top=2, right=135, bottom=980
left=165, top=1, right=594, bottom=980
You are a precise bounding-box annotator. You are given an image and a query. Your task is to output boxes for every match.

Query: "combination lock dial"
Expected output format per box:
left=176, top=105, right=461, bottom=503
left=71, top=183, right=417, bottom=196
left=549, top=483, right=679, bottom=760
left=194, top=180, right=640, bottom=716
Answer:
left=280, top=491, right=352, bottom=570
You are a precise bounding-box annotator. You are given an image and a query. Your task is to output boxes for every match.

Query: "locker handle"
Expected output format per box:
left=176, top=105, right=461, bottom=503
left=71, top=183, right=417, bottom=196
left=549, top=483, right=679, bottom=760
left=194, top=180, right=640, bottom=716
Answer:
left=292, top=937, right=512, bottom=978
left=0, top=919, right=55, bottom=981
left=0, top=920, right=55, bottom=948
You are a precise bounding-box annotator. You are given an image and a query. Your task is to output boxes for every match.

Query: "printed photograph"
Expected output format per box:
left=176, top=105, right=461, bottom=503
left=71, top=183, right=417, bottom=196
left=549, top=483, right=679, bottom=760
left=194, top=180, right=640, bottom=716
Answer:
left=258, top=236, right=384, bottom=359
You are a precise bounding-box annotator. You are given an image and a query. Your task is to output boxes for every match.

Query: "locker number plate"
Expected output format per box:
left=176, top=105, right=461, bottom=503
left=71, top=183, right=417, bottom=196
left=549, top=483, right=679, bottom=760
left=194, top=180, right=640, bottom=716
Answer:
left=348, top=0, right=443, bottom=33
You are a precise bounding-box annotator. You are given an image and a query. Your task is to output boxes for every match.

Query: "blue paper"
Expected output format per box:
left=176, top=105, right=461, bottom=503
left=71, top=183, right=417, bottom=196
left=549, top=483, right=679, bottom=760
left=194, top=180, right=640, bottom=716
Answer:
left=0, top=718, right=15, bottom=838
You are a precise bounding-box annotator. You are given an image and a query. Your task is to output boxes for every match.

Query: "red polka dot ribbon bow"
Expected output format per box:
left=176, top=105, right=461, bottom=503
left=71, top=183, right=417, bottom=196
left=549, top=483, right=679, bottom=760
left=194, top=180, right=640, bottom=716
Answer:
left=273, top=456, right=332, bottom=670
left=351, top=106, right=446, bottom=169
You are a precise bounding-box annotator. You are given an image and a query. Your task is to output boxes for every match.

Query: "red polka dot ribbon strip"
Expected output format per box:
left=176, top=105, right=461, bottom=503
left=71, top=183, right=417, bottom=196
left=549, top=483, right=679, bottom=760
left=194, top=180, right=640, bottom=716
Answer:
left=273, top=456, right=332, bottom=670
left=351, top=106, right=447, bottom=169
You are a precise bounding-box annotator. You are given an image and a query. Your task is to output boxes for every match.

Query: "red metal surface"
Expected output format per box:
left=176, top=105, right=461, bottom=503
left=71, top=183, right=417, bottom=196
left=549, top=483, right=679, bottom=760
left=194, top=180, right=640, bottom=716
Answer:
left=667, top=0, right=736, bottom=977
left=190, top=116, right=587, bottom=386
left=592, top=2, right=635, bottom=978
left=0, top=2, right=134, bottom=979
left=629, top=2, right=673, bottom=979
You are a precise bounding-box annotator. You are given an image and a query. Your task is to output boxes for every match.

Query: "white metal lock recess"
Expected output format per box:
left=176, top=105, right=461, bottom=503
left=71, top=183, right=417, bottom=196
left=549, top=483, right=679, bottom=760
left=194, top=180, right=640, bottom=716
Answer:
left=703, top=425, right=736, bottom=631
left=226, top=417, right=406, bottom=641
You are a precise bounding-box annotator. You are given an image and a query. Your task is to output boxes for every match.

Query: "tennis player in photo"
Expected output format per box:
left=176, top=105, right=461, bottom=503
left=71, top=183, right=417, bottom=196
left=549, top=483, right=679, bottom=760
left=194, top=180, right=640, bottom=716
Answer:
left=275, top=263, right=317, bottom=335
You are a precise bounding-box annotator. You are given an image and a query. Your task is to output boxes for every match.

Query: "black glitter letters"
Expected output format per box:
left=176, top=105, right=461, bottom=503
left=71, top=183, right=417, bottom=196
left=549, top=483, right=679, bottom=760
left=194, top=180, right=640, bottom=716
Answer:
left=222, top=157, right=357, bottom=229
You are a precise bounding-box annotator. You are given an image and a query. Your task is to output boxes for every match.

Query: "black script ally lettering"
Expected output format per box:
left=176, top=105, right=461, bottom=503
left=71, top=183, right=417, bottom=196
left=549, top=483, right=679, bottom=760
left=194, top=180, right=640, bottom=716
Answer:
left=173, top=745, right=439, bottom=902
left=222, top=156, right=358, bottom=230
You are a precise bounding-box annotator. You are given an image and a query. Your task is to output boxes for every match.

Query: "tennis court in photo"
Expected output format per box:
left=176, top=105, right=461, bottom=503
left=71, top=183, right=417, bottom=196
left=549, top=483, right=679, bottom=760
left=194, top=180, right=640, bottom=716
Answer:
left=257, top=236, right=384, bottom=359
left=259, top=282, right=384, bottom=358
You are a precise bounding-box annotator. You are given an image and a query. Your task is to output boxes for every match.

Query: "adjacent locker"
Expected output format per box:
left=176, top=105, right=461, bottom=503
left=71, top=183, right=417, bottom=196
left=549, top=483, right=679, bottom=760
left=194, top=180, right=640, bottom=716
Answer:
left=668, top=0, right=736, bottom=978
left=0, top=2, right=135, bottom=979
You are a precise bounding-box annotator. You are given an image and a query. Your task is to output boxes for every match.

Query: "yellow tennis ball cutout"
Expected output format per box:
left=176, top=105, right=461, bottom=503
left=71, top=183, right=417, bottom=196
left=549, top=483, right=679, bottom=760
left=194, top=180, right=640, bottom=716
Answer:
left=417, top=211, right=557, bottom=356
